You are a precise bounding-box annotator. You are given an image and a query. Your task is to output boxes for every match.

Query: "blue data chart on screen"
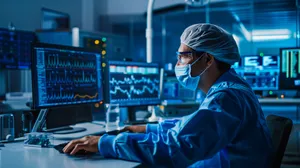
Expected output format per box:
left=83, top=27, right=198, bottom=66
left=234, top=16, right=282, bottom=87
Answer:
left=33, top=47, right=103, bottom=108
left=280, top=48, right=300, bottom=89
left=0, top=28, right=36, bottom=69
left=108, top=61, right=161, bottom=106
left=234, top=55, right=279, bottom=90
left=163, top=77, right=196, bottom=101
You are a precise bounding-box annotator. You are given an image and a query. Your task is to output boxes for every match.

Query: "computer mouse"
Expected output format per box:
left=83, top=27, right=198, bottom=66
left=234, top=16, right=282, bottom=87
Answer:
left=53, top=142, right=94, bottom=156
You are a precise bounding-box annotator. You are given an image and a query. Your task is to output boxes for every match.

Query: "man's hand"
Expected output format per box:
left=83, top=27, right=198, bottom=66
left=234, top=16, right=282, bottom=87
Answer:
left=63, top=136, right=100, bottom=155
left=122, top=125, right=146, bottom=133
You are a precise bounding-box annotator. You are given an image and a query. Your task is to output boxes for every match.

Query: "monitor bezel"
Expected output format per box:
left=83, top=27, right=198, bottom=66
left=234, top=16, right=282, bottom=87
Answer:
left=31, top=42, right=104, bottom=109
left=105, top=60, right=161, bottom=107
left=279, top=47, right=300, bottom=90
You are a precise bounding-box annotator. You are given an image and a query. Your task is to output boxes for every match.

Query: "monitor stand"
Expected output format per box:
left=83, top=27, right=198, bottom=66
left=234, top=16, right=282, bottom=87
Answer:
left=31, top=109, right=87, bottom=134
left=31, top=109, right=49, bottom=132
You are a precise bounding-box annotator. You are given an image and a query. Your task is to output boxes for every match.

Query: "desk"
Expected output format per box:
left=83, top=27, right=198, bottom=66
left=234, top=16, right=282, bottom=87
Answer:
left=258, top=98, right=300, bottom=104
left=0, top=122, right=140, bottom=168
left=0, top=140, right=140, bottom=168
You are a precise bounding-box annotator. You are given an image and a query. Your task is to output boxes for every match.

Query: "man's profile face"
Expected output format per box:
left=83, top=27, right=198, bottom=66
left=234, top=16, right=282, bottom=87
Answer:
left=177, top=43, right=209, bottom=77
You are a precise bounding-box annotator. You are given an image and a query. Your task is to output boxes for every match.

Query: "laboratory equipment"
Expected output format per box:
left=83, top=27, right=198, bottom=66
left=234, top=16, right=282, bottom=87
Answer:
left=0, top=28, right=37, bottom=69
left=279, top=48, right=300, bottom=90
left=83, top=37, right=107, bottom=58
left=0, top=113, right=14, bottom=141
left=31, top=43, right=104, bottom=133
left=24, top=132, right=53, bottom=148
left=4, top=92, right=32, bottom=110
left=41, top=8, right=70, bottom=30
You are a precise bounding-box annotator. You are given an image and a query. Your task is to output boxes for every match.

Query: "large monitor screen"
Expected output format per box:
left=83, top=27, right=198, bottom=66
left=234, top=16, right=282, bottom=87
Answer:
left=280, top=48, right=300, bottom=90
left=107, top=61, right=161, bottom=106
left=0, top=28, right=36, bottom=69
left=31, top=43, right=103, bottom=109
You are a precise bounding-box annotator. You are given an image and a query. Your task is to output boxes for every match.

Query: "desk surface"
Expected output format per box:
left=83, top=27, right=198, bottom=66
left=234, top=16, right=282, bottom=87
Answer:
left=258, top=98, right=300, bottom=104
left=0, top=141, right=140, bottom=168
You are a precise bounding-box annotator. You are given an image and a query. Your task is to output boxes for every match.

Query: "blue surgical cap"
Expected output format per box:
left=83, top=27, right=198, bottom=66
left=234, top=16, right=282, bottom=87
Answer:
left=180, top=23, right=240, bottom=65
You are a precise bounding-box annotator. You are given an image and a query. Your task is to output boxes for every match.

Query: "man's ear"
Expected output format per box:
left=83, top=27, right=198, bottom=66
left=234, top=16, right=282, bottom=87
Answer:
left=205, top=53, right=214, bottom=65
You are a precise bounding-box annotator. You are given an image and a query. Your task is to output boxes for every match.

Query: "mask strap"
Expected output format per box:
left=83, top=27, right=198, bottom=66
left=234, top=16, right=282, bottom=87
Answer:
left=191, top=55, right=203, bottom=66
left=199, top=62, right=212, bottom=76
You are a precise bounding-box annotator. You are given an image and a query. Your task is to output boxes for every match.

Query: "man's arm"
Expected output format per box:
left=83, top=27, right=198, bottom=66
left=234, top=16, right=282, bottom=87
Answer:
left=99, top=92, right=243, bottom=167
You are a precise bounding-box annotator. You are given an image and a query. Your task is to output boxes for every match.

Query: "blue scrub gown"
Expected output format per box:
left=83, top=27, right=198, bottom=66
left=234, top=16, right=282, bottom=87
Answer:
left=98, top=69, right=273, bottom=168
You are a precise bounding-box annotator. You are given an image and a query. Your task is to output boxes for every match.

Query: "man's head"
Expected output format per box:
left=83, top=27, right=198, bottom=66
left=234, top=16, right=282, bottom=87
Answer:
left=175, top=23, right=240, bottom=93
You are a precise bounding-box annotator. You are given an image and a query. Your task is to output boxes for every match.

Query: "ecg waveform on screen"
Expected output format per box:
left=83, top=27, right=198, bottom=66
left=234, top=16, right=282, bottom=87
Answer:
left=110, top=75, right=159, bottom=85
left=46, top=92, right=98, bottom=101
left=47, top=55, right=95, bottom=69
left=110, top=85, right=159, bottom=99
left=47, top=92, right=74, bottom=101
left=47, top=70, right=96, bottom=84
left=109, top=73, right=160, bottom=100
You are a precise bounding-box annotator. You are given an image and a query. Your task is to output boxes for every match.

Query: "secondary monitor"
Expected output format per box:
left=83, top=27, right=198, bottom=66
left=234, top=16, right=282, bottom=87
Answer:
left=107, top=61, right=161, bottom=106
left=0, top=28, right=37, bottom=69
left=241, top=55, right=279, bottom=91
left=280, top=48, right=300, bottom=90
left=31, top=43, right=103, bottom=109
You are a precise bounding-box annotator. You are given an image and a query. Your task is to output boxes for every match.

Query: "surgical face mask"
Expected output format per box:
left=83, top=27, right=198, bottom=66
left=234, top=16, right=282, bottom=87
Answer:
left=175, top=56, right=209, bottom=91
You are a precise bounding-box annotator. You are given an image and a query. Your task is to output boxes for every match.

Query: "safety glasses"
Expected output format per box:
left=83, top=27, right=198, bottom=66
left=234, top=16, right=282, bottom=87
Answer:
left=176, top=51, right=205, bottom=65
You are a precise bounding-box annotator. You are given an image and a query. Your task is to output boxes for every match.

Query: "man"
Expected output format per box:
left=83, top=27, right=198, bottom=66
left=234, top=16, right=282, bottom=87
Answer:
left=63, top=23, right=273, bottom=167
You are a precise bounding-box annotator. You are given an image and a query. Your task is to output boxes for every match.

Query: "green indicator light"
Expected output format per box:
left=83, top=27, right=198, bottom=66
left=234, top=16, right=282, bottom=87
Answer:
left=259, top=52, right=264, bottom=57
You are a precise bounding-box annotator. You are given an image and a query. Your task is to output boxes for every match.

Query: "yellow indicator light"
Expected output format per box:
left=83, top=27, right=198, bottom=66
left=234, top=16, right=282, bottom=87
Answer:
left=94, top=40, right=100, bottom=45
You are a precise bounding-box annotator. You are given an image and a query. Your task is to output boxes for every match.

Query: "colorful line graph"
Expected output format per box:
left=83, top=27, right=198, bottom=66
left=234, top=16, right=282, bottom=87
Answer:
left=74, top=92, right=98, bottom=99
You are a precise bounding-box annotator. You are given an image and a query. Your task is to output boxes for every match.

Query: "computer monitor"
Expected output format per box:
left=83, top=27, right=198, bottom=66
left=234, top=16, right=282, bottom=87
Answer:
left=106, top=61, right=161, bottom=106
left=280, top=48, right=300, bottom=90
left=242, top=55, right=279, bottom=91
left=163, top=77, right=196, bottom=101
left=0, top=28, right=37, bottom=69
left=31, top=43, right=104, bottom=109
